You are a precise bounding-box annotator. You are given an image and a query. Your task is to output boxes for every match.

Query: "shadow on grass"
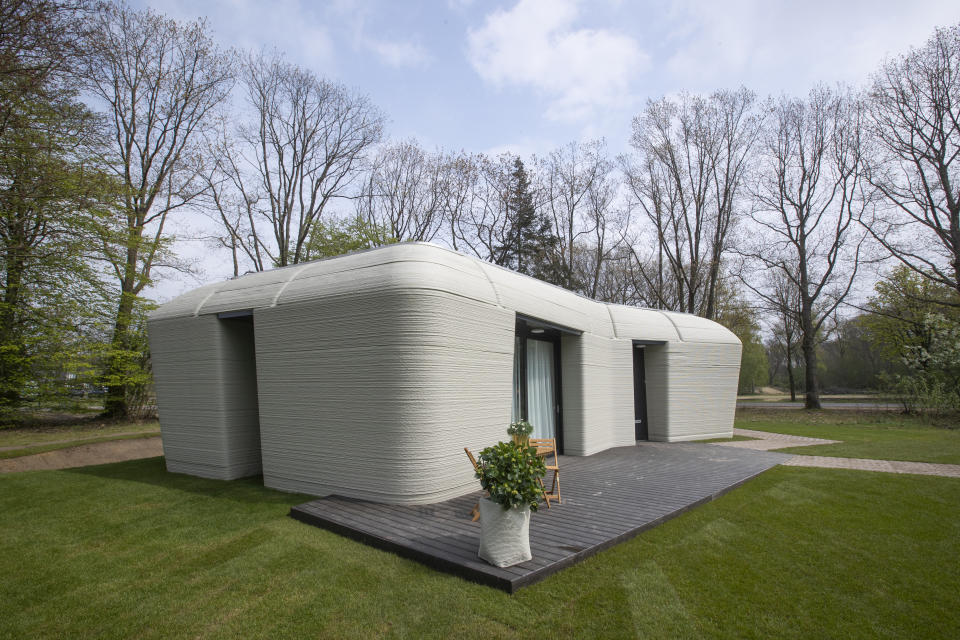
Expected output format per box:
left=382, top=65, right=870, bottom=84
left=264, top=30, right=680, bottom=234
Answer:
left=67, top=456, right=312, bottom=506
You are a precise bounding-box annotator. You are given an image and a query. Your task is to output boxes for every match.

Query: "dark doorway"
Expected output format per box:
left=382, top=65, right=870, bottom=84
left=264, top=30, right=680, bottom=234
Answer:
left=633, top=345, right=648, bottom=441
left=512, top=317, right=568, bottom=454
left=217, top=310, right=264, bottom=476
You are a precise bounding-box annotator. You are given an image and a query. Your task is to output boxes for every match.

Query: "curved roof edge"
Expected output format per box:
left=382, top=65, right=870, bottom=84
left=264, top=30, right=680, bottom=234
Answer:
left=149, top=242, right=739, bottom=345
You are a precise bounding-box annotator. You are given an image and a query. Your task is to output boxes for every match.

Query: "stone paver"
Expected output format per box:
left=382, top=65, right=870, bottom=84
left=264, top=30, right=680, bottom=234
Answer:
left=713, top=428, right=960, bottom=478
left=710, top=428, right=839, bottom=451
left=782, top=455, right=960, bottom=478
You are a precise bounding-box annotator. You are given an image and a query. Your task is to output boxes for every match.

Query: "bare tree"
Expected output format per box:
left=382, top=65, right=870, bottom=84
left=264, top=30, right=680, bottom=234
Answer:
left=766, top=270, right=802, bottom=401
left=82, top=2, right=234, bottom=417
left=198, top=121, right=262, bottom=276
left=623, top=88, right=760, bottom=319
left=214, top=51, right=383, bottom=270
left=449, top=153, right=517, bottom=266
left=741, top=87, right=870, bottom=409
left=442, top=149, right=482, bottom=252
left=538, top=140, right=608, bottom=288
left=864, top=23, right=960, bottom=300
left=571, top=167, right=627, bottom=299
left=356, top=139, right=444, bottom=242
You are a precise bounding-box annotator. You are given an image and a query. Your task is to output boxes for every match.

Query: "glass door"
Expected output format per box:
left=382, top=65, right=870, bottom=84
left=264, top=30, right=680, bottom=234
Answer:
left=525, top=338, right=556, bottom=439
left=511, top=317, right=564, bottom=451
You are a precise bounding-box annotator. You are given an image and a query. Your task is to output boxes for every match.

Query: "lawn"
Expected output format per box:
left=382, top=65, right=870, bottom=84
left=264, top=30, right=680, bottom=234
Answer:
left=0, top=420, right=160, bottom=459
left=737, top=409, right=960, bottom=464
left=1, top=458, right=958, bottom=639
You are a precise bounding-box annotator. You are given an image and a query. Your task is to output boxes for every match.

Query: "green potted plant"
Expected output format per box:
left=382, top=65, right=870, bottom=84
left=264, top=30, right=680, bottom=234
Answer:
left=507, top=419, right=534, bottom=447
left=474, top=440, right=546, bottom=567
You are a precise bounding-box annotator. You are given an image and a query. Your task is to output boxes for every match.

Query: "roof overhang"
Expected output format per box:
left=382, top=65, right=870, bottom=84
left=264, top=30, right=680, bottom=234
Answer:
left=516, top=313, right=583, bottom=336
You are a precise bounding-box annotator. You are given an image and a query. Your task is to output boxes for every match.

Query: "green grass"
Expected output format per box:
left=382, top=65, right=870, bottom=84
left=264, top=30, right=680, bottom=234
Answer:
left=737, top=409, right=960, bottom=464
left=1, top=458, right=958, bottom=639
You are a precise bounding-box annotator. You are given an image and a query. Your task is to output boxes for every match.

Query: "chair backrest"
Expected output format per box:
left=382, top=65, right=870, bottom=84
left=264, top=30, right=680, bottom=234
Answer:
left=464, top=447, right=480, bottom=473
left=528, top=438, right=558, bottom=466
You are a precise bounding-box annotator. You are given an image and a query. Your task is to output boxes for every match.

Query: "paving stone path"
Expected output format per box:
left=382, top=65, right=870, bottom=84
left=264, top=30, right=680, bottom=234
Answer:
left=711, top=428, right=960, bottom=478
left=782, top=455, right=960, bottom=478
left=715, top=428, right=840, bottom=450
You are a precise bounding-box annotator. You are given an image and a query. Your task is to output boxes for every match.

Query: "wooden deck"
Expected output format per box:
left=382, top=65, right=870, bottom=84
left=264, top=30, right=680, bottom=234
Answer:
left=290, top=442, right=788, bottom=593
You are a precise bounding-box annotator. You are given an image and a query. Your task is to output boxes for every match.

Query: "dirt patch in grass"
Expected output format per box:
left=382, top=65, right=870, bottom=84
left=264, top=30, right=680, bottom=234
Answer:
left=0, top=437, right=163, bottom=473
left=0, top=420, right=160, bottom=449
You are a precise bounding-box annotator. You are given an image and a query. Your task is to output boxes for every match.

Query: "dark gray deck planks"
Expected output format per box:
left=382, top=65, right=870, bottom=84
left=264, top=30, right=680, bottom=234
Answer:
left=290, top=442, right=788, bottom=592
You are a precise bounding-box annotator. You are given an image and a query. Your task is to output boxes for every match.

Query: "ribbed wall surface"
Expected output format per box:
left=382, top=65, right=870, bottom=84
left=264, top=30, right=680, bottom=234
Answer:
left=252, top=288, right=515, bottom=503
left=561, top=334, right=635, bottom=456
left=642, top=344, right=671, bottom=441
left=148, top=242, right=743, bottom=503
left=652, top=342, right=741, bottom=442
left=149, top=315, right=262, bottom=479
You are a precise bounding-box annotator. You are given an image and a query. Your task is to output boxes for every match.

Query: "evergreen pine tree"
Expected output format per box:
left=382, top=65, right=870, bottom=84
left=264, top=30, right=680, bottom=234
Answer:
left=498, top=158, right=559, bottom=278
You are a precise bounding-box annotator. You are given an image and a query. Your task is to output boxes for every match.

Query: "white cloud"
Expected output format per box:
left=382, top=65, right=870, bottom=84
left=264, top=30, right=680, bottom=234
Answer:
left=361, top=37, right=431, bottom=68
left=467, top=0, right=650, bottom=122
left=660, top=0, right=960, bottom=94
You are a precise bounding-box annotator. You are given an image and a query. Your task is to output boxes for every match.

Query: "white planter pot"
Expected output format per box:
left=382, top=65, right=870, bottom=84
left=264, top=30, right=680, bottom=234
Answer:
left=477, top=497, right=532, bottom=567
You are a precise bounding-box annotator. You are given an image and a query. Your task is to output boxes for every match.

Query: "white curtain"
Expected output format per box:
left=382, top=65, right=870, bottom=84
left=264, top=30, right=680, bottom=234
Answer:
left=525, top=339, right=555, bottom=439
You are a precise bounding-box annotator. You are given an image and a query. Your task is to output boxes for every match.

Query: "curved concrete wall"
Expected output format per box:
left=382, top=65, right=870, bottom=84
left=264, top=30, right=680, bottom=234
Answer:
left=252, top=287, right=514, bottom=503
left=149, top=315, right=262, bottom=480
left=149, top=242, right=742, bottom=503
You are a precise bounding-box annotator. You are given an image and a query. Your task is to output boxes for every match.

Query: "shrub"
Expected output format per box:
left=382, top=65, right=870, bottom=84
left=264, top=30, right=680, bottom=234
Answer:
left=506, top=420, right=533, bottom=438
left=475, top=441, right=546, bottom=511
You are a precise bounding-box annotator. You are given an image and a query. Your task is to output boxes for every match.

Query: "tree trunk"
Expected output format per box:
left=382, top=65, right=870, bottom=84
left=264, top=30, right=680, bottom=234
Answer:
left=103, top=291, right=135, bottom=418
left=800, top=300, right=821, bottom=409
left=785, top=340, right=796, bottom=403
left=0, top=247, right=26, bottom=405
left=103, top=230, right=141, bottom=419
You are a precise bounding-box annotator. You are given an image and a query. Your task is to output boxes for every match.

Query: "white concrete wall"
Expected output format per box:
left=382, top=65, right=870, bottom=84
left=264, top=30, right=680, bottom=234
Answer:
left=148, top=242, right=744, bottom=502
left=648, top=341, right=741, bottom=442
left=642, top=344, right=670, bottom=441
left=561, top=334, right=635, bottom=455
left=253, top=287, right=515, bottom=504
left=149, top=314, right=262, bottom=479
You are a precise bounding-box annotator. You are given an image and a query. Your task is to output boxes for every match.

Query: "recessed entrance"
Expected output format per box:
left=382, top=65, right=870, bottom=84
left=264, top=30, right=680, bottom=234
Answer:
left=216, top=310, right=264, bottom=476
left=633, top=344, right=648, bottom=441
left=512, top=316, right=574, bottom=453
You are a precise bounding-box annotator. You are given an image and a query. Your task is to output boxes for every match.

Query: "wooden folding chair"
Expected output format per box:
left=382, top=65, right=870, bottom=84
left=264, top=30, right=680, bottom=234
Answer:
left=464, top=447, right=482, bottom=521
left=529, top=438, right=561, bottom=507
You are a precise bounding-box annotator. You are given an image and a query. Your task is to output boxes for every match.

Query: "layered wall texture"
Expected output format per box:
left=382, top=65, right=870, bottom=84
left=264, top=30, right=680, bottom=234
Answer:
left=149, top=242, right=742, bottom=503
left=149, top=314, right=262, bottom=479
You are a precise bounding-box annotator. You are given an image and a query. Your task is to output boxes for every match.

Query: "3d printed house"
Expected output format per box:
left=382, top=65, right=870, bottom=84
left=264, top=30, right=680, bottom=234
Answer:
left=148, top=243, right=741, bottom=504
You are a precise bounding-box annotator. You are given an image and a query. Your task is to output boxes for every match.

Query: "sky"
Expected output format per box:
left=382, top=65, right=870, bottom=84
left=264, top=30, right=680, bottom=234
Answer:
left=132, top=0, right=960, bottom=301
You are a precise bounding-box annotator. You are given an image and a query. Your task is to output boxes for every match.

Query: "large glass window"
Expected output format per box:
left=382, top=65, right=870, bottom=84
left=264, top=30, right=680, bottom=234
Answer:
left=511, top=318, right=564, bottom=451
left=525, top=338, right=556, bottom=439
